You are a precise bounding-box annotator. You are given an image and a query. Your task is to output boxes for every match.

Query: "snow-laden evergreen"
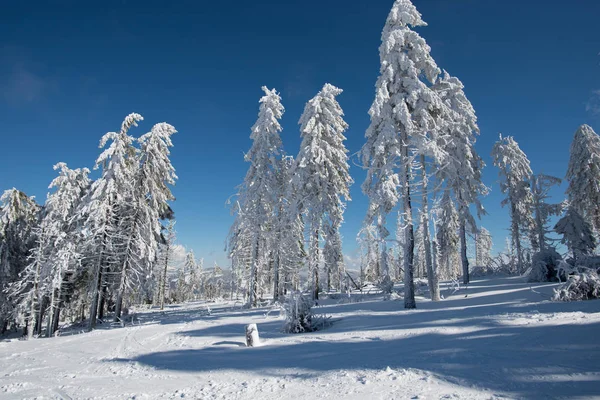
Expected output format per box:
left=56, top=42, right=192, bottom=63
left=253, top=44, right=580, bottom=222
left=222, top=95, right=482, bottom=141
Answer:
left=554, top=207, right=597, bottom=263
left=293, top=83, right=352, bottom=300
left=530, top=174, right=563, bottom=252
left=82, top=113, right=143, bottom=329
left=233, top=87, right=284, bottom=307
left=9, top=163, right=90, bottom=338
left=565, top=124, right=600, bottom=234
left=361, top=0, right=446, bottom=308
left=435, top=191, right=460, bottom=280
left=0, top=189, right=40, bottom=334
left=434, top=71, right=488, bottom=284
left=492, top=134, right=535, bottom=273
left=475, top=227, right=493, bottom=268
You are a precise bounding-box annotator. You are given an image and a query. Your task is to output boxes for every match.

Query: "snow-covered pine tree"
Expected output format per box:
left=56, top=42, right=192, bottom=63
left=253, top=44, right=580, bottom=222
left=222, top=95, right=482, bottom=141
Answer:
left=475, top=227, right=493, bottom=268
left=277, top=156, right=306, bottom=297
left=113, top=122, right=178, bottom=321
left=436, top=191, right=460, bottom=280
left=434, top=71, right=488, bottom=284
left=226, top=202, right=253, bottom=301
left=323, top=222, right=344, bottom=292
left=361, top=0, right=446, bottom=308
left=11, top=163, right=91, bottom=338
left=293, top=83, right=352, bottom=300
left=565, top=124, right=600, bottom=235
left=530, top=174, right=563, bottom=252
left=82, top=113, right=143, bottom=330
left=357, top=224, right=379, bottom=284
left=234, top=87, right=284, bottom=307
left=492, top=134, right=535, bottom=273
left=554, top=207, right=597, bottom=264
left=0, top=189, right=40, bottom=334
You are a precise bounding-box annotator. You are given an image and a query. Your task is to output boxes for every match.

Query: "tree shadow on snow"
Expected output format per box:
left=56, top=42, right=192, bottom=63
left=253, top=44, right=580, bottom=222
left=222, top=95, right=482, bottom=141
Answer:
left=111, top=320, right=600, bottom=399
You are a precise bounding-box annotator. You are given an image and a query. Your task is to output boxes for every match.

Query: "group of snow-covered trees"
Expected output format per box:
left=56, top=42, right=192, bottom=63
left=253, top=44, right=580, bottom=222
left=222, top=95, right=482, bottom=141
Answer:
left=490, top=124, right=600, bottom=284
left=228, top=84, right=352, bottom=307
left=0, top=114, right=180, bottom=337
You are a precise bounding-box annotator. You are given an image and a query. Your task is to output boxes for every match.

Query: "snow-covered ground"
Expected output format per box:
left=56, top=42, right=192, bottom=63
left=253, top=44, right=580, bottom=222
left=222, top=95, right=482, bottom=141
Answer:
left=1, top=276, right=600, bottom=399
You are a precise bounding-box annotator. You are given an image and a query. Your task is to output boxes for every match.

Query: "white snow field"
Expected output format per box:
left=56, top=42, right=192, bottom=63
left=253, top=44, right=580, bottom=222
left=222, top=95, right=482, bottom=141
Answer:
left=1, top=276, right=600, bottom=399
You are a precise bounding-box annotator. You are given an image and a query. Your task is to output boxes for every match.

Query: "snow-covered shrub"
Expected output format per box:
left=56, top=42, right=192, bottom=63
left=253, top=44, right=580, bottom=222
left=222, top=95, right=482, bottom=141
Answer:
left=378, top=275, right=394, bottom=294
left=527, top=248, right=563, bottom=282
left=281, top=292, right=314, bottom=333
left=553, top=269, right=600, bottom=301
left=470, top=265, right=495, bottom=277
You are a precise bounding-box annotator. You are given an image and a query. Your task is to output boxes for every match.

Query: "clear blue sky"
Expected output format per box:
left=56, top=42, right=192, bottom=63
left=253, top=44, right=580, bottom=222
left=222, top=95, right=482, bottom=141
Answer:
left=1, top=0, right=599, bottom=267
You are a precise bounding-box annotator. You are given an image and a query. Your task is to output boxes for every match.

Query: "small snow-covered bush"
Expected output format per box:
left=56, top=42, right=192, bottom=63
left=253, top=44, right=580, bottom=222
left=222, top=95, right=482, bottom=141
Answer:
left=378, top=275, right=394, bottom=294
left=470, top=265, right=495, bottom=277
left=528, top=248, right=563, bottom=282
left=553, top=269, right=600, bottom=301
left=281, top=292, right=314, bottom=333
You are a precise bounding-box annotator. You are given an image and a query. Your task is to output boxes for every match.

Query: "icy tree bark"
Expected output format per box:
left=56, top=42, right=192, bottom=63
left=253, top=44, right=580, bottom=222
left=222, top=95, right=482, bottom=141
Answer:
left=459, top=215, right=469, bottom=284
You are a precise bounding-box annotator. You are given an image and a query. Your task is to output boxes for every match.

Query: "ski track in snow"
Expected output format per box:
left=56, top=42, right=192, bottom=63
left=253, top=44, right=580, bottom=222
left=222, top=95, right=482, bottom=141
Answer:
left=1, top=276, right=600, bottom=399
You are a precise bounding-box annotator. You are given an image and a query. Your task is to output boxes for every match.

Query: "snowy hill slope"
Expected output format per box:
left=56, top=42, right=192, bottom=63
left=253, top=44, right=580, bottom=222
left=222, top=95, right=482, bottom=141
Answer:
left=1, top=276, right=599, bottom=399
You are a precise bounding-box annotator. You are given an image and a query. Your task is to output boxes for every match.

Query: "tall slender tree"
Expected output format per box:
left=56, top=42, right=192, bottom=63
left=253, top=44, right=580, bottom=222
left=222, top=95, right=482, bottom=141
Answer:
left=235, top=87, right=284, bottom=307
left=565, top=124, right=600, bottom=235
left=83, top=113, right=143, bottom=330
left=530, top=174, right=562, bottom=252
left=293, top=83, right=352, bottom=300
left=492, top=134, right=535, bottom=273
left=0, top=189, right=39, bottom=334
left=361, top=0, right=445, bottom=308
left=434, top=71, right=488, bottom=284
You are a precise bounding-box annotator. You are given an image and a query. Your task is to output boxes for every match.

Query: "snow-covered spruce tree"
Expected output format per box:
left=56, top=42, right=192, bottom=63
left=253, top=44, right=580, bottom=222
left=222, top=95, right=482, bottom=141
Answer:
left=357, top=224, right=378, bottom=284
left=554, top=207, right=597, bottom=264
left=492, top=134, right=535, bottom=274
left=323, top=222, right=344, bottom=292
left=10, top=163, right=90, bottom=338
left=226, top=203, right=253, bottom=301
left=276, top=157, right=306, bottom=296
left=82, top=113, right=143, bottom=330
left=293, top=83, right=352, bottom=301
left=565, top=124, right=600, bottom=235
left=435, top=191, right=460, bottom=280
left=434, top=71, right=488, bottom=284
left=113, top=121, right=178, bottom=321
left=270, top=156, right=295, bottom=301
left=234, top=87, right=284, bottom=308
left=158, top=220, right=176, bottom=309
left=361, top=0, right=446, bottom=308
left=0, top=189, right=40, bottom=334
left=475, top=227, right=493, bottom=267
left=530, top=174, right=563, bottom=253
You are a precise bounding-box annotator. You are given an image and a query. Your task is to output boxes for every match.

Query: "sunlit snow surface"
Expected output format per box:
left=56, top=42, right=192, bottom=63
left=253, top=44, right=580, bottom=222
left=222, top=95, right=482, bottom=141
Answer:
left=1, top=276, right=599, bottom=399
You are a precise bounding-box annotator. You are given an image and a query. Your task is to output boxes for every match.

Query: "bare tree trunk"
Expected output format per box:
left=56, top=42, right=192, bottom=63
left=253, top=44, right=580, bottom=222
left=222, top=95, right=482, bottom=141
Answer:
left=312, top=226, right=320, bottom=301
left=403, top=167, right=416, bottom=309
left=420, top=156, right=439, bottom=301
left=98, top=283, right=108, bottom=321
left=160, top=239, right=171, bottom=310
left=88, top=264, right=102, bottom=331
left=459, top=214, right=469, bottom=284
left=273, top=242, right=280, bottom=302
left=510, top=201, right=524, bottom=273
left=248, top=229, right=260, bottom=308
